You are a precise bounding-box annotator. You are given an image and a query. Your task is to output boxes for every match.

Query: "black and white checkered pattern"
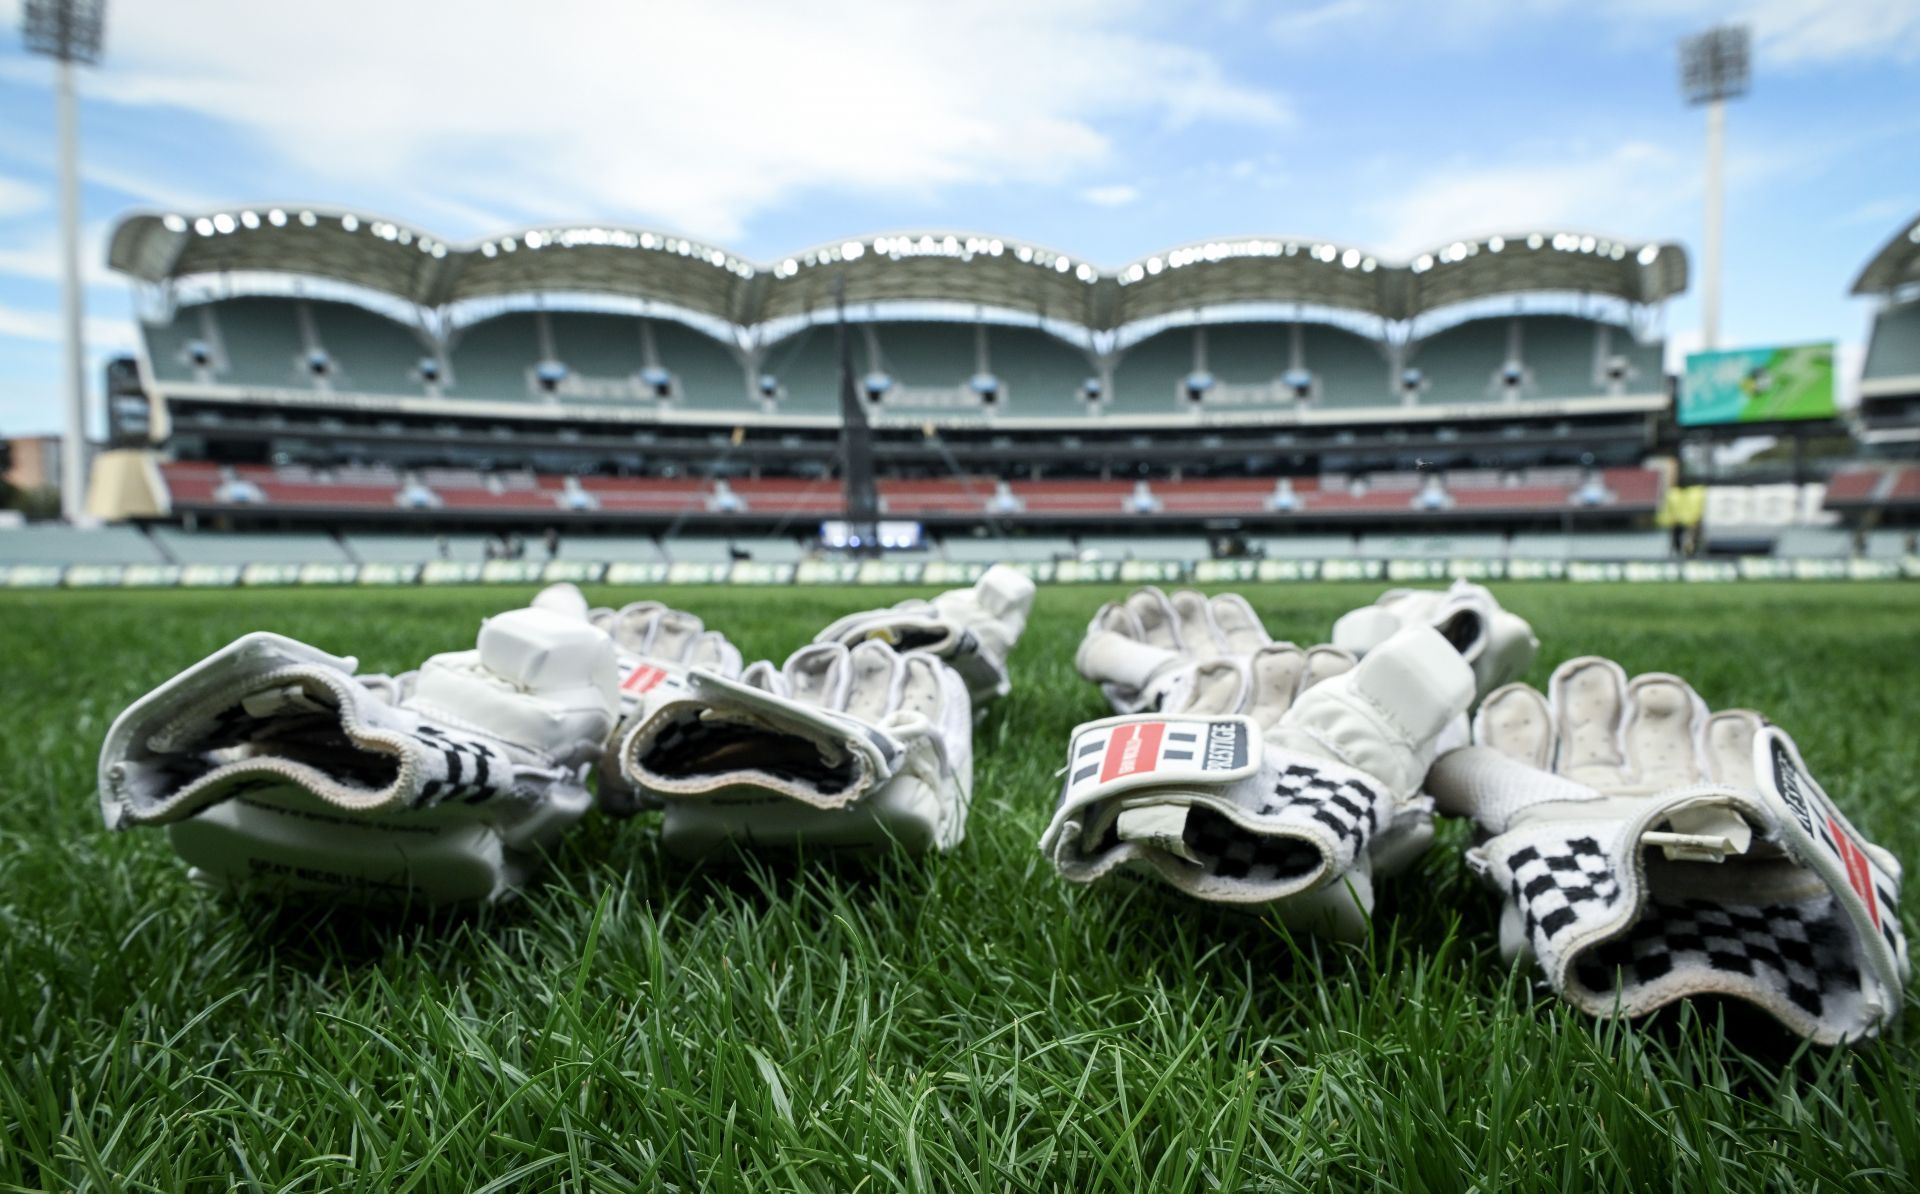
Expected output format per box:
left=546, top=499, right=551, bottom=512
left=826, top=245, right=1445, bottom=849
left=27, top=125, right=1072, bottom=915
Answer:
left=1177, top=763, right=1384, bottom=883
left=1259, top=764, right=1382, bottom=856
left=411, top=724, right=515, bottom=807
left=1504, top=836, right=1623, bottom=946
left=1571, top=895, right=1862, bottom=1019
left=1181, top=808, right=1322, bottom=881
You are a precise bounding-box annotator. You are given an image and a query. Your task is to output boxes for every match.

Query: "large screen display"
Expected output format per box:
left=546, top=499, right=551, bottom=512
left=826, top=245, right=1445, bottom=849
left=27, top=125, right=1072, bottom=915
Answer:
left=1679, top=342, right=1837, bottom=426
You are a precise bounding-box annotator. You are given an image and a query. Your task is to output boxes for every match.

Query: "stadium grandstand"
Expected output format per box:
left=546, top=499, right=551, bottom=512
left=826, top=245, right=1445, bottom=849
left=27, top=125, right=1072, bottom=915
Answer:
left=13, top=206, right=1705, bottom=578
left=6, top=201, right=1903, bottom=584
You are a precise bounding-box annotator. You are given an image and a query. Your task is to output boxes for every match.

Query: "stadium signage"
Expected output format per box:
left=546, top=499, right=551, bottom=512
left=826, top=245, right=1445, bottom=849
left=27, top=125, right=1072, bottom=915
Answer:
left=1679, top=342, right=1837, bottom=426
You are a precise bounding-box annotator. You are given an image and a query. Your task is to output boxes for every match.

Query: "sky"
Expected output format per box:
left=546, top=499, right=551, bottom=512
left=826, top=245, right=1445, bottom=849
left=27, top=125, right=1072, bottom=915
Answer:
left=0, top=0, right=1916, bottom=435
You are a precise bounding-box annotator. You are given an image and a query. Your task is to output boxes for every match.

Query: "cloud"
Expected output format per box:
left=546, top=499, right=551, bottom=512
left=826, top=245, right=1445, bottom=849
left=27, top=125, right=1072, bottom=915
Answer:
left=0, top=174, right=45, bottom=220
left=0, top=302, right=137, bottom=351
left=1267, top=0, right=1920, bottom=65
left=0, top=221, right=118, bottom=287
left=1081, top=183, right=1140, bottom=207
left=55, top=0, right=1287, bottom=242
left=1365, top=141, right=1690, bottom=257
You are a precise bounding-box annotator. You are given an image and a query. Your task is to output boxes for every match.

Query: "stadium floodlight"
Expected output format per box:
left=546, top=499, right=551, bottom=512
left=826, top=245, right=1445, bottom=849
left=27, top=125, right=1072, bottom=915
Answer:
left=1679, top=23, right=1750, bottom=352
left=21, top=0, right=106, bottom=524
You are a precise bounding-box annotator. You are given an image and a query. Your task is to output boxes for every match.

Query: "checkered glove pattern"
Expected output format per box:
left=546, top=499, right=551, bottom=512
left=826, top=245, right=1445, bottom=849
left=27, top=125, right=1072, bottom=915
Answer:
left=1428, top=656, right=1909, bottom=1044
left=1046, top=610, right=1475, bottom=940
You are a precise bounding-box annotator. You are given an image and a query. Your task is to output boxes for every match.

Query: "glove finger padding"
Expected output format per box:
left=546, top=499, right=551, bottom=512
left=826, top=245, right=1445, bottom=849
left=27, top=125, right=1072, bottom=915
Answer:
left=1331, top=579, right=1539, bottom=700
left=1078, top=587, right=1316, bottom=716
left=1429, top=657, right=1909, bottom=1044
left=576, top=586, right=747, bottom=816
left=811, top=563, right=1035, bottom=705
left=619, top=640, right=974, bottom=859
left=1043, top=624, right=1474, bottom=939
left=98, top=604, right=619, bottom=904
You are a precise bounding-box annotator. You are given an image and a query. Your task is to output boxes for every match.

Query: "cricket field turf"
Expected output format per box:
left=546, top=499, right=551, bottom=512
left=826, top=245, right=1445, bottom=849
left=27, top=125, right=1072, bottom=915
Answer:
left=2, top=582, right=1915, bottom=1191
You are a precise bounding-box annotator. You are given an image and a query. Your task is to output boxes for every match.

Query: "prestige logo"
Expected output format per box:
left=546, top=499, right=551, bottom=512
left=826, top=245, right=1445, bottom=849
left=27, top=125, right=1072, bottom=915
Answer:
left=1769, top=737, right=1816, bottom=840
left=1203, top=721, right=1247, bottom=771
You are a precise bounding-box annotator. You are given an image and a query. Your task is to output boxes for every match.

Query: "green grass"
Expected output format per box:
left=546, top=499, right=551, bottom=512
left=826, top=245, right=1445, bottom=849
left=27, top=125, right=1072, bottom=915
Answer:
left=2, top=582, right=1916, bottom=1191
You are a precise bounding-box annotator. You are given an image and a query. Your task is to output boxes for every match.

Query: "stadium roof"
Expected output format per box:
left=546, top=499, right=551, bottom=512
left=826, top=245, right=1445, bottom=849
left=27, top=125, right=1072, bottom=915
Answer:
left=108, top=205, right=1688, bottom=329
left=1848, top=210, right=1920, bottom=296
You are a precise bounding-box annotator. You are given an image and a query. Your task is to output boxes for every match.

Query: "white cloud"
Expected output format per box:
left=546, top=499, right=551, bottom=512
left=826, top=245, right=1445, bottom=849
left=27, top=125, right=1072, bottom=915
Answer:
left=1082, top=183, right=1141, bottom=207
left=60, top=0, right=1286, bottom=242
left=1267, top=0, right=1920, bottom=65
left=1741, top=0, right=1920, bottom=66
left=1365, top=141, right=1689, bottom=257
left=0, top=302, right=137, bottom=351
left=0, top=174, right=45, bottom=220
left=0, top=221, right=118, bottom=287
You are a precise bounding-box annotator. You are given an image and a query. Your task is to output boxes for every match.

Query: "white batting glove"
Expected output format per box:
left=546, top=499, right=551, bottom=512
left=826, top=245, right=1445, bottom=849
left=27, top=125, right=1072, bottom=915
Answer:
left=1076, top=586, right=1305, bottom=715
left=1043, top=622, right=1475, bottom=939
left=533, top=583, right=745, bottom=816
left=616, top=640, right=974, bottom=859
left=1332, top=579, right=1538, bottom=699
left=97, top=598, right=619, bottom=904
left=812, top=564, right=1035, bottom=704
left=1428, top=657, right=1909, bottom=1043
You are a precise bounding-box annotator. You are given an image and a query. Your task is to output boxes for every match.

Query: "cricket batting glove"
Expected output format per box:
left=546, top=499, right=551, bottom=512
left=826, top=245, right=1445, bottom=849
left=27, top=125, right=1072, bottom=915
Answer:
left=1076, top=586, right=1349, bottom=715
left=812, top=564, right=1035, bottom=704
left=617, top=640, right=973, bottom=859
left=97, top=598, right=619, bottom=904
left=1428, top=657, right=1908, bottom=1043
left=537, top=583, right=746, bottom=816
left=1332, top=579, right=1538, bottom=700
left=1044, top=621, right=1475, bottom=939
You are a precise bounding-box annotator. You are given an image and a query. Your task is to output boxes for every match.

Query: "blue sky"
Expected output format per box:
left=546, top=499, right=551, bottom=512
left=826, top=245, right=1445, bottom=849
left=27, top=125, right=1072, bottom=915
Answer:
left=0, top=0, right=1915, bottom=434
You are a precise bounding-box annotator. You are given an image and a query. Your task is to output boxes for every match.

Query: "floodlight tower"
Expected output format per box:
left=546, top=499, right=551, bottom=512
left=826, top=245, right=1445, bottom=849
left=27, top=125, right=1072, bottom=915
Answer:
left=21, top=0, right=106, bottom=523
left=1679, top=23, right=1749, bottom=352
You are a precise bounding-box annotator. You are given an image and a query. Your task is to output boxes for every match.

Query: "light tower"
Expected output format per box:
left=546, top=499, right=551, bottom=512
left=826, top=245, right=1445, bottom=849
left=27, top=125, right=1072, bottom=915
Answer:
left=1679, top=23, right=1749, bottom=352
left=21, top=0, right=107, bottom=523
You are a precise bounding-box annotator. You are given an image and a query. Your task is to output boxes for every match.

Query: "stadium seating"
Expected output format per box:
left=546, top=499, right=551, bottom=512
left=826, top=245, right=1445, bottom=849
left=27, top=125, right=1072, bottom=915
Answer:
left=649, top=319, right=755, bottom=410
left=1413, top=316, right=1659, bottom=405
left=0, top=525, right=164, bottom=564
left=1109, top=328, right=1197, bottom=412
left=940, top=535, right=1075, bottom=563
left=759, top=324, right=844, bottom=415
left=344, top=534, right=495, bottom=563
left=1358, top=533, right=1506, bottom=560
left=1864, top=300, right=1920, bottom=381
left=1773, top=527, right=1856, bottom=559
left=1077, top=534, right=1212, bottom=561
left=216, top=298, right=319, bottom=390
left=1302, top=324, right=1394, bottom=408
left=981, top=326, right=1092, bottom=415
left=151, top=527, right=350, bottom=564
left=309, top=300, right=430, bottom=395
left=447, top=312, right=546, bottom=402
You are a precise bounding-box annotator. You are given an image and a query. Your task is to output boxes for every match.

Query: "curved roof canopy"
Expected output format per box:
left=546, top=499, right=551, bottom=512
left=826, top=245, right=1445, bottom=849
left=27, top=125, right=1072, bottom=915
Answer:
left=109, top=205, right=1688, bottom=329
left=1849, top=210, right=1920, bottom=296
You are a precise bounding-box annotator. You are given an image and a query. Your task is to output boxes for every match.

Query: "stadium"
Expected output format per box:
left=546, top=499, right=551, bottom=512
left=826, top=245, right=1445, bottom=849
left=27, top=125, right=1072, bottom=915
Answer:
left=4, top=199, right=1918, bottom=587
left=4, top=6, right=1920, bottom=1191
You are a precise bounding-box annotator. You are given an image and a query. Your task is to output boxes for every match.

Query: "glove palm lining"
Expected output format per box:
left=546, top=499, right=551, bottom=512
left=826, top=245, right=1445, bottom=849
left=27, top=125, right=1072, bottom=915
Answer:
left=639, top=710, right=858, bottom=794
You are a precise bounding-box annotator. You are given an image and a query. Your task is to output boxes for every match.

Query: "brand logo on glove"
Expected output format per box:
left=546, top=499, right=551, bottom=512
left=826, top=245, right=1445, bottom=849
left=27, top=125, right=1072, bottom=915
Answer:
left=1101, top=722, right=1164, bottom=782
left=1203, top=720, right=1249, bottom=771
left=621, top=664, right=668, bottom=694
left=1772, top=736, right=1885, bottom=932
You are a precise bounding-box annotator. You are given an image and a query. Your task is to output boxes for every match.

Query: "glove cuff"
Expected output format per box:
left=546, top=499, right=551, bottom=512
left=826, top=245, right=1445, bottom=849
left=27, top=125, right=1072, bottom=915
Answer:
left=1471, top=726, right=1906, bottom=1043
left=99, top=633, right=523, bottom=831
left=1042, top=713, right=1405, bottom=921
left=620, top=668, right=906, bottom=809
